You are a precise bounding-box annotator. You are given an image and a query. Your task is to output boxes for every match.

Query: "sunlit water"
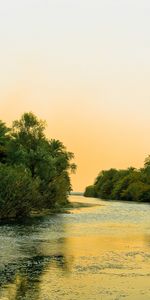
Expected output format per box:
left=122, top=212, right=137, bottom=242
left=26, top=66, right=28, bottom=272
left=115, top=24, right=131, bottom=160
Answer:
left=0, top=196, right=150, bottom=300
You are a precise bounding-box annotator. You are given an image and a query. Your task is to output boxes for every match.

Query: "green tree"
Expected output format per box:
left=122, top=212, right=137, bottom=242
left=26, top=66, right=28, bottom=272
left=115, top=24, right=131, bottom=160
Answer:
left=84, top=185, right=96, bottom=197
left=84, top=164, right=150, bottom=203
left=0, top=120, right=10, bottom=163
left=0, top=164, right=40, bottom=219
left=94, top=169, right=118, bottom=199
left=39, top=139, right=76, bottom=208
left=8, top=112, right=46, bottom=175
left=0, top=112, right=76, bottom=219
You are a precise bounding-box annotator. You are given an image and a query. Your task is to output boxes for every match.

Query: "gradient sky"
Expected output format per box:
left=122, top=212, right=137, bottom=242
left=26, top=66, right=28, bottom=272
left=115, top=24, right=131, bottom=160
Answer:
left=1, top=0, right=150, bottom=191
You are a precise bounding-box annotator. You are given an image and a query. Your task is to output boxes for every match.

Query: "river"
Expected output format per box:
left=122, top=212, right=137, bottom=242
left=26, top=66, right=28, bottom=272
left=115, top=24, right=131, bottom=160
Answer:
left=0, top=196, right=150, bottom=300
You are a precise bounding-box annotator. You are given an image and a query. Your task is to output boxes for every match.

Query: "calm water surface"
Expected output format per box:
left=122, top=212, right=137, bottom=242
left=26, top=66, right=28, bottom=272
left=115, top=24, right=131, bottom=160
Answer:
left=0, top=196, right=150, bottom=300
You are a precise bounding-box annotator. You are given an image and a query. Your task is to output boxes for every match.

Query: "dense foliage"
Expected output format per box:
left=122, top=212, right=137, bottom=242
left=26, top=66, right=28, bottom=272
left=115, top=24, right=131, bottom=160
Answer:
left=0, top=113, right=76, bottom=219
left=84, top=164, right=150, bottom=203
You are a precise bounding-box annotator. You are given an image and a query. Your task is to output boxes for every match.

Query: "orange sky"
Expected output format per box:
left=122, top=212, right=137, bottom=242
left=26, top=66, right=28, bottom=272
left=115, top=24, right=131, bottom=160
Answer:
left=1, top=0, right=150, bottom=191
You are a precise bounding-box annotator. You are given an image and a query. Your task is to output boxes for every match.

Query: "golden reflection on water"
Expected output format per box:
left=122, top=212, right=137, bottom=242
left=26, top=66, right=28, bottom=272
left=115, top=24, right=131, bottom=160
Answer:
left=0, top=196, right=150, bottom=300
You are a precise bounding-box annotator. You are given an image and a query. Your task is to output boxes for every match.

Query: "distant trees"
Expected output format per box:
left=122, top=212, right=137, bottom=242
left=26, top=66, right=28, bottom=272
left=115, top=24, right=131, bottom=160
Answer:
left=84, top=162, right=150, bottom=203
left=83, top=185, right=97, bottom=198
left=0, top=112, right=76, bottom=220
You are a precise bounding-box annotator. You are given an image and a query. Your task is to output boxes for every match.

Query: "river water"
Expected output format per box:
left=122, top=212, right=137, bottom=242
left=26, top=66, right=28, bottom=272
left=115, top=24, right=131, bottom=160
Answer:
left=0, top=196, right=150, bottom=300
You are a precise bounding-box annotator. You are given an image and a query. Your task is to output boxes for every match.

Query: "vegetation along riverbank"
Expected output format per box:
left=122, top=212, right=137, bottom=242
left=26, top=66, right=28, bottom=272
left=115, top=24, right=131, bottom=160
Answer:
left=84, top=162, right=150, bottom=203
left=0, top=112, right=76, bottom=220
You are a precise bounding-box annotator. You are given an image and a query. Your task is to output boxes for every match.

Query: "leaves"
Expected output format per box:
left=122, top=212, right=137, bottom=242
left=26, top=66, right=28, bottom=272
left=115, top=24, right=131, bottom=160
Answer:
left=0, top=112, right=76, bottom=220
left=84, top=165, right=150, bottom=202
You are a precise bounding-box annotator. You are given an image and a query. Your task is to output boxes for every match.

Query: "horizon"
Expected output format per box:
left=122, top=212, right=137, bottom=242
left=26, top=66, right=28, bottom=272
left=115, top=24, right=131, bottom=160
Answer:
left=1, top=0, right=150, bottom=191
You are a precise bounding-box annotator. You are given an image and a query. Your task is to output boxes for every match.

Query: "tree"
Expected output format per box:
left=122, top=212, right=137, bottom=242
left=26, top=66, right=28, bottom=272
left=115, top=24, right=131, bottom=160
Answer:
left=94, top=169, right=118, bottom=199
left=84, top=164, right=150, bottom=203
left=0, top=112, right=76, bottom=219
left=84, top=185, right=96, bottom=197
left=0, top=164, right=40, bottom=219
left=8, top=112, right=46, bottom=175
left=0, top=120, right=10, bottom=163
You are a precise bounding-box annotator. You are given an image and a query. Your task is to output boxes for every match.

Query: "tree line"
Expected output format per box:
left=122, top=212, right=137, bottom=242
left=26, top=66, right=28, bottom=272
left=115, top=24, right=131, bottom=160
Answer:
left=84, top=160, right=150, bottom=203
left=0, top=112, right=76, bottom=220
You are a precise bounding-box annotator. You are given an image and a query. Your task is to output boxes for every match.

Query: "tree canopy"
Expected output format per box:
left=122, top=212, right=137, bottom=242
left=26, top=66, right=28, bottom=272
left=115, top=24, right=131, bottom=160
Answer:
left=84, top=160, right=150, bottom=203
left=0, top=112, right=76, bottom=220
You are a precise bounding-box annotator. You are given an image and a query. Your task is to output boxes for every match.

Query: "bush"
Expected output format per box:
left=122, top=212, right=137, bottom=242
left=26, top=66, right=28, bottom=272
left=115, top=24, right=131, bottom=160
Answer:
left=84, top=185, right=96, bottom=197
left=0, top=164, right=40, bottom=219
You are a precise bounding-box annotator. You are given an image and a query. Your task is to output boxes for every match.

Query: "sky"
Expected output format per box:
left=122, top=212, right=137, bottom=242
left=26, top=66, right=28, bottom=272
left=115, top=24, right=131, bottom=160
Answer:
left=1, top=0, right=150, bottom=191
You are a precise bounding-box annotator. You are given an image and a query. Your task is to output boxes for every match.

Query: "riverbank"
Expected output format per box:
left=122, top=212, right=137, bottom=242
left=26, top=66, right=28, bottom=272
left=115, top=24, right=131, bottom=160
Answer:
left=0, top=198, right=103, bottom=222
left=0, top=205, right=71, bottom=222
left=84, top=166, right=150, bottom=203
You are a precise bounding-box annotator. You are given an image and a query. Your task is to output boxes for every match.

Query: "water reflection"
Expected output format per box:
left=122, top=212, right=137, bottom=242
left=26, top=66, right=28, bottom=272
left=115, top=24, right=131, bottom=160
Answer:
left=0, top=215, right=73, bottom=300
left=0, top=254, right=71, bottom=300
left=0, top=196, right=150, bottom=300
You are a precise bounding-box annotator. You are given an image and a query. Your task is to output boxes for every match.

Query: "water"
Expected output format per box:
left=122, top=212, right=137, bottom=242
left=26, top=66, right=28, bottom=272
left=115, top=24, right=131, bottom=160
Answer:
left=0, top=196, right=150, bottom=300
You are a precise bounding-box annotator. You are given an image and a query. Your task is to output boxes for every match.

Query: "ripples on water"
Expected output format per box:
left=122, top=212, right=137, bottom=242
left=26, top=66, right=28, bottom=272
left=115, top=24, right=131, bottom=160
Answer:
left=0, top=196, right=150, bottom=300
